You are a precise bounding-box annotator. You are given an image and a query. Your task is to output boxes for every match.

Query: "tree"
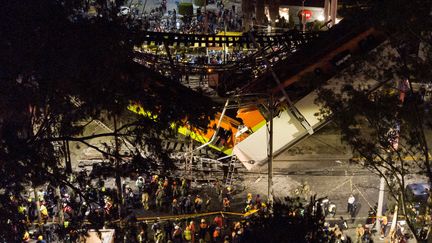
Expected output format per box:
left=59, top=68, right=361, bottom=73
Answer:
left=242, top=0, right=255, bottom=31
left=193, top=0, right=207, bottom=7
left=178, top=2, right=194, bottom=16
left=255, top=0, right=266, bottom=25
left=0, top=0, right=216, bottom=240
left=267, top=0, right=280, bottom=26
left=317, top=1, right=432, bottom=240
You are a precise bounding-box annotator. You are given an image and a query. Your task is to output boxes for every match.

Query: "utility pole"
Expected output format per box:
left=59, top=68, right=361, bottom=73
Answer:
left=330, top=0, right=338, bottom=27
left=204, top=0, right=208, bottom=34
left=55, top=185, right=64, bottom=225
left=141, top=0, right=148, bottom=16
left=324, top=0, right=330, bottom=23
left=267, top=95, right=274, bottom=206
left=302, top=0, right=306, bottom=32
left=33, top=186, right=42, bottom=230
left=113, top=115, right=123, bottom=222
left=376, top=177, right=385, bottom=232
left=64, top=140, right=72, bottom=174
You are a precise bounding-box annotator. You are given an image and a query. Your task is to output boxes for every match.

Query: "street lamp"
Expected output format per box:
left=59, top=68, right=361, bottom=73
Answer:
left=302, top=0, right=306, bottom=32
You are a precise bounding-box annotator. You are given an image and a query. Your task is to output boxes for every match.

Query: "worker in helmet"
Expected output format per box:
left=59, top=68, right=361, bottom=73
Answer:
left=246, top=193, right=253, bottom=205
left=223, top=197, right=230, bottom=212
left=22, top=231, right=30, bottom=242
left=36, top=235, right=47, bottom=243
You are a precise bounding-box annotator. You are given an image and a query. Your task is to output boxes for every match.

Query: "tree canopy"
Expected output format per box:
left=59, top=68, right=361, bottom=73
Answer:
left=317, top=0, right=432, bottom=240
left=0, top=1, right=216, bottom=240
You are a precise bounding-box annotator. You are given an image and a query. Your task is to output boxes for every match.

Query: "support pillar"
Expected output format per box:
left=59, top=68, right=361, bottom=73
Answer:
left=324, top=0, right=330, bottom=23
left=268, top=0, right=280, bottom=27
left=255, top=0, right=265, bottom=25
left=267, top=95, right=274, bottom=205
left=330, top=0, right=338, bottom=27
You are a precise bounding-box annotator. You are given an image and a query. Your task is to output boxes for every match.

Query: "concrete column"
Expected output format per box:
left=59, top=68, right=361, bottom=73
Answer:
left=330, top=0, right=338, bottom=26
left=33, top=187, right=42, bottom=229
left=324, top=0, right=330, bottom=23
left=255, top=0, right=266, bottom=25
left=268, top=0, right=280, bottom=27
left=242, top=0, right=253, bottom=31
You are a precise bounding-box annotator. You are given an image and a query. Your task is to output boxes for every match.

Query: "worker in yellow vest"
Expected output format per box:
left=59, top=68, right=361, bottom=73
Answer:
left=184, top=224, right=192, bottom=242
left=40, top=203, right=49, bottom=223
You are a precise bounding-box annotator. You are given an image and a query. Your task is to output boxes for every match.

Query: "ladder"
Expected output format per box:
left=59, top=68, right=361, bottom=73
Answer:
left=184, top=140, right=194, bottom=179
left=225, top=134, right=240, bottom=186
left=224, top=155, right=237, bottom=186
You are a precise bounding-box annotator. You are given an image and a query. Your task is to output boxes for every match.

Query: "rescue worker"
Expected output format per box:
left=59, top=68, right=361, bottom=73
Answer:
left=137, top=222, right=148, bottom=243
left=138, top=228, right=146, bottom=243
left=205, top=194, right=212, bottom=212
left=226, top=186, right=233, bottom=200
left=157, top=177, right=163, bottom=189
left=223, top=197, right=230, bottom=212
left=199, top=218, right=208, bottom=241
left=188, top=220, right=196, bottom=242
left=23, top=231, right=30, bottom=242
left=214, top=179, right=222, bottom=197
left=154, top=229, right=165, bottom=243
left=181, top=178, right=188, bottom=197
left=380, top=215, right=388, bottom=239
left=261, top=202, right=269, bottom=217
left=333, top=224, right=343, bottom=239
left=163, top=178, right=169, bottom=189
left=104, top=196, right=112, bottom=215
left=234, top=221, right=241, bottom=232
left=246, top=193, right=253, bottom=205
left=184, top=222, right=194, bottom=242
left=214, top=215, right=223, bottom=229
left=355, top=224, right=365, bottom=243
left=136, top=176, right=145, bottom=194
left=152, top=218, right=161, bottom=233
left=347, top=194, right=356, bottom=214
left=40, top=202, right=49, bottom=223
left=36, top=235, right=47, bottom=243
left=244, top=204, right=252, bottom=213
left=152, top=174, right=159, bottom=184
left=172, top=225, right=183, bottom=243
left=142, top=183, right=150, bottom=210
left=302, top=182, right=311, bottom=200
left=254, top=194, right=261, bottom=209
left=155, top=187, right=165, bottom=210
left=213, top=227, right=222, bottom=242
left=185, top=195, right=192, bottom=213
left=328, top=201, right=337, bottom=218
left=172, top=198, right=179, bottom=214
left=18, top=202, right=28, bottom=223
left=164, top=220, right=174, bottom=241
left=37, top=189, right=45, bottom=202
left=224, top=235, right=230, bottom=243
left=125, top=186, right=135, bottom=208
left=194, top=195, right=203, bottom=213
left=172, top=181, right=180, bottom=199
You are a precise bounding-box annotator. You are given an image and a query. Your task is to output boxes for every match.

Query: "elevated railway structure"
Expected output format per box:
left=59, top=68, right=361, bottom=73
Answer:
left=133, top=30, right=321, bottom=86
left=128, top=17, right=399, bottom=179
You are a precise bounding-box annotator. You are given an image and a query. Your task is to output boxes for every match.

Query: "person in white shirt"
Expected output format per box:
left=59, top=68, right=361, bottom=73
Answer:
left=347, top=194, right=356, bottom=214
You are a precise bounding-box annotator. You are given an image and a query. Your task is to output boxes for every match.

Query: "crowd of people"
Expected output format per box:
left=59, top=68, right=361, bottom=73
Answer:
left=135, top=0, right=243, bottom=34
left=7, top=168, right=416, bottom=242
left=9, top=168, right=256, bottom=242
left=134, top=213, right=257, bottom=243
